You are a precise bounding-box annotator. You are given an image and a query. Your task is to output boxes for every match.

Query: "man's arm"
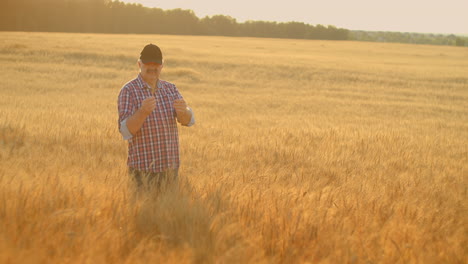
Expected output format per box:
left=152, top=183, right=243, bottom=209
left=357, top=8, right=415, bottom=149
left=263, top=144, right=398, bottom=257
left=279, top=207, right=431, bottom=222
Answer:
left=174, top=99, right=195, bottom=126
left=123, top=97, right=156, bottom=137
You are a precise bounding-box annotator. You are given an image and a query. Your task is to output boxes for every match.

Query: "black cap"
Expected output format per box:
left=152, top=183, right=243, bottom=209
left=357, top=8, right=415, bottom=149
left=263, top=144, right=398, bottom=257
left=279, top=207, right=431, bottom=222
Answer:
left=140, top=44, right=163, bottom=64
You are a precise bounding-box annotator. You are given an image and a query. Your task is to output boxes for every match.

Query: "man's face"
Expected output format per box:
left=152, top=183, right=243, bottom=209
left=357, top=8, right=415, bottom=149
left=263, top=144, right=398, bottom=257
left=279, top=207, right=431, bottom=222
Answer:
left=139, top=61, right=163, bottom=84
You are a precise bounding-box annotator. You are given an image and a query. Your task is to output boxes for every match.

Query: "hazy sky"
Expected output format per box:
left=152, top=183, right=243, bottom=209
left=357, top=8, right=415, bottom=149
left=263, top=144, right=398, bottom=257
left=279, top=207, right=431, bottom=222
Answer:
left=121, top=0, right=468, bottom=34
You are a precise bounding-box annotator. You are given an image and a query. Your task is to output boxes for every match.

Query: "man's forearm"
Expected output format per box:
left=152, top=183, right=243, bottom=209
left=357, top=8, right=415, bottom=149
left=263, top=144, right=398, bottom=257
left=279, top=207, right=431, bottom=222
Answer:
left=126, top=108, right=150, bottom=135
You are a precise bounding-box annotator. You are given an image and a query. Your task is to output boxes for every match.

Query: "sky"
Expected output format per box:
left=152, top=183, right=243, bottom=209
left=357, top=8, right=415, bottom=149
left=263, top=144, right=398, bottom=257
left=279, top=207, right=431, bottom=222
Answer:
left=121, top=0, right=468, bottom=35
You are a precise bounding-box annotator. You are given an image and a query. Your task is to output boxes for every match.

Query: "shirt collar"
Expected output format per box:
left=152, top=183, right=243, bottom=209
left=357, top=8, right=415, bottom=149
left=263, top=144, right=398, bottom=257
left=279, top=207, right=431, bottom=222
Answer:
left=137, top=73, right=162, bottom=91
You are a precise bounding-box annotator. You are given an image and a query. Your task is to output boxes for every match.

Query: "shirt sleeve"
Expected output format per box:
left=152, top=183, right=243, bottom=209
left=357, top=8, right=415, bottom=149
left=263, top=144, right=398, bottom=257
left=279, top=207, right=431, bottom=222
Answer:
left=117, top=86, right=134, bottom=140
left=184, top=108, right=195, bottom=127
left=172, top=83, right=184, bottom=101
left=120, top=119, right=133, bottom=140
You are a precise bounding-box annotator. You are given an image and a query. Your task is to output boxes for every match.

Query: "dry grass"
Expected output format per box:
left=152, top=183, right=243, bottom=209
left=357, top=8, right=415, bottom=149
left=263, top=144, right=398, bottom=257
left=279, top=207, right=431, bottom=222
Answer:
left=0, top=31, right=467, bottom=263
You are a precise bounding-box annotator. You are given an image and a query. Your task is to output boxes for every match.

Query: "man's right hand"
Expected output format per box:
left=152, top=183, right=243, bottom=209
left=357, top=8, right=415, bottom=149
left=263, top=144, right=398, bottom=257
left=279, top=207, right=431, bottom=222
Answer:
left=141, top=96, right=156, bottom=115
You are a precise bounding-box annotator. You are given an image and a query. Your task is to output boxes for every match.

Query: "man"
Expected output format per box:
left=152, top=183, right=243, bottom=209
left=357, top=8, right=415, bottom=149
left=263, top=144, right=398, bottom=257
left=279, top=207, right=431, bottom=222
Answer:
left=118, top=43, right=195, bottom=190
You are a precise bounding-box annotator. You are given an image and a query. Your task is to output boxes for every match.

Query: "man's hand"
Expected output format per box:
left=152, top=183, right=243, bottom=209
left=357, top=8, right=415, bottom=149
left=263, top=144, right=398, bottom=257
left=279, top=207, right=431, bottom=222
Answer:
left=174, top=98, right=188, bottom=113
left=174, top=99, right=192, bottom=125
left=141, top=96, right=156, bottom=115
left=126, top=96, right=156, bottom=136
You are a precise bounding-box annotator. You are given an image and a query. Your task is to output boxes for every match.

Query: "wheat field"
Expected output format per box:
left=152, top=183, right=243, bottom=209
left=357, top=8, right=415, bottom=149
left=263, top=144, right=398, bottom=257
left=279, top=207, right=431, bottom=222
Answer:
left=0, top=32, right=467, bottom=263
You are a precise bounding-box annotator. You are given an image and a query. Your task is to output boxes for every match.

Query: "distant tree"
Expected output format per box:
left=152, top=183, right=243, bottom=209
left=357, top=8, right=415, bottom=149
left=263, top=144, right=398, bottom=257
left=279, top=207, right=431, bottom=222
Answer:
left=164, top=9, right=200, bottom=35
left=455, top=37, right=466, bottom=47
left=200, top=15, right=238, bottom=36
left=311, top=24, right=328, bottom=39
left=240, top=21, right=278, bottom=38
left=279, top=22, right=306, bottom=39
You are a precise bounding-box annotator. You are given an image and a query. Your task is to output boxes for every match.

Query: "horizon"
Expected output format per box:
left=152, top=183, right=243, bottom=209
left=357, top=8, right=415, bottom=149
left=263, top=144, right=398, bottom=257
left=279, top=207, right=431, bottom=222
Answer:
left=121, top=0, right=468, bottom=35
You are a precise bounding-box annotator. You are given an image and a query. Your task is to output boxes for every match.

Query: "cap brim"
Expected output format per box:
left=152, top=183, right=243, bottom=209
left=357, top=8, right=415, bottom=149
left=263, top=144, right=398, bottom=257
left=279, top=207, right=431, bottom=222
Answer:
left=141, top=59, right=162, bottom=64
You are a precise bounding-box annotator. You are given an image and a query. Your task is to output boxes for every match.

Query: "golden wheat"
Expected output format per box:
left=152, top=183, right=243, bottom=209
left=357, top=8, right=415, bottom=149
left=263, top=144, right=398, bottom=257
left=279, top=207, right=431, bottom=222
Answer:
left=0, top=32, right=467, bottom=263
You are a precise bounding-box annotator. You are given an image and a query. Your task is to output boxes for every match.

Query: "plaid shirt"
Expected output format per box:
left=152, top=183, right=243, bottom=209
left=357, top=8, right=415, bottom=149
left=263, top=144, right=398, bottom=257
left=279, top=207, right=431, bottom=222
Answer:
left=118, top=74, right=193, bottom=173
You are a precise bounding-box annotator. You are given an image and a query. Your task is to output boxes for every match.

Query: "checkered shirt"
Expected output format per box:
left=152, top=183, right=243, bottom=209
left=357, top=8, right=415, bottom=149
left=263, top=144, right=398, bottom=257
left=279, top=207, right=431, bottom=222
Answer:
left=118, top=74, right=184, bottom=173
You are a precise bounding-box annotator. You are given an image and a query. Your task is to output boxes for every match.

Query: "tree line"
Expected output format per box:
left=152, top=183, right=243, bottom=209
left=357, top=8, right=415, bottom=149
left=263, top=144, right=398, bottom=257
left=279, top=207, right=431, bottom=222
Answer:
left=1, top=0, right=466, bottom=46
left=0, top=0, right=349, bottom=40
left=0, top=0, right=348, bottom=40
left=349, top=31, right=467, bottom=47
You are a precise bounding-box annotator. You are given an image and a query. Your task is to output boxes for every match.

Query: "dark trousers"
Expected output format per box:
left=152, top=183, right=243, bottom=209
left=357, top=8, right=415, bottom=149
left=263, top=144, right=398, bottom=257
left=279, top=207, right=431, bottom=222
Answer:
left=129, top=167, right=179, bottom=191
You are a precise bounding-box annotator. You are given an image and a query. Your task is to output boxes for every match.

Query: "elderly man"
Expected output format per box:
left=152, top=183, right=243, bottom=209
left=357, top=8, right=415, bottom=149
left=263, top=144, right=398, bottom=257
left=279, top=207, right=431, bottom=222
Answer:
left=118, top=43, right=195, bottom=189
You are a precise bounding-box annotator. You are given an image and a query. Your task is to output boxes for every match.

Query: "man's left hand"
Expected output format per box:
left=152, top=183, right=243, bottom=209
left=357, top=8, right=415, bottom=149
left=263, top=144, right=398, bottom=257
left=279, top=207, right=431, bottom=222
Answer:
left=174, top=99, right=192, bottom=125
left=174, top=99, right=189, bottom=114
